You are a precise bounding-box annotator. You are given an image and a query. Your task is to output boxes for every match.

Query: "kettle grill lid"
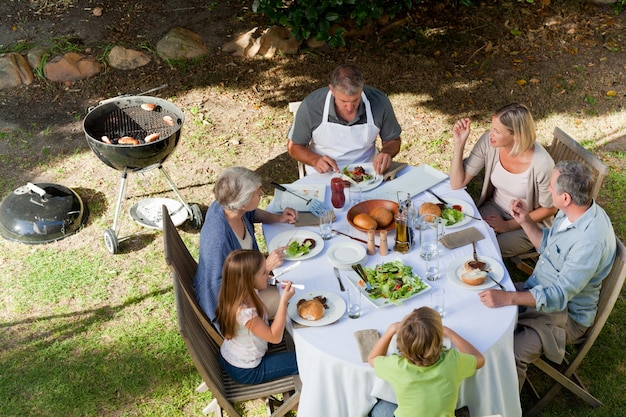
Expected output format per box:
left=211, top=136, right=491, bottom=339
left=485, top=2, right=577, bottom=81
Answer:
left=0, top=182, right=89, bottom=244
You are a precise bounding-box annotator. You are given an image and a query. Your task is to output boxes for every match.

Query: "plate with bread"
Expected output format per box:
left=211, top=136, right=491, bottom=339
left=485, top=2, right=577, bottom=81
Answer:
left=418, top=198, right=475, bottom=229
left=447, top=256, right=505, bottom=290
left=288, top=291, right=346, bottom=326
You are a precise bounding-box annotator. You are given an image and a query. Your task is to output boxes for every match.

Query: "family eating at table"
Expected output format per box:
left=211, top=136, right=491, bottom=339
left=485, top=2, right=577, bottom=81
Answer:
left=190, top=62, right=617, bottom=416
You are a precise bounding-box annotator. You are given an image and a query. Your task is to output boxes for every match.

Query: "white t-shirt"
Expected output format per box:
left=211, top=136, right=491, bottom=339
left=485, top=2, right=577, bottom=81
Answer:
left=220, top=304, right=268, bottom=368
left=491, top=160, right=528, bottom=212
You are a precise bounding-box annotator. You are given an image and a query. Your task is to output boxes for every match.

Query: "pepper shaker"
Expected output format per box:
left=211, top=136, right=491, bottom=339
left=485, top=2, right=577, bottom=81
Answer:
left=367, top=229, right=376, bottom=255
left=379, top=230, right=389, bottom=256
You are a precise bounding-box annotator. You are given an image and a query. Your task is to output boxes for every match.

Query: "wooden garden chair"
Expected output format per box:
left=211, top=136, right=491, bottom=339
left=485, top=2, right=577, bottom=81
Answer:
left=162, top=206, right=301, bottom=417
left=510, top=127, right=610, bottom=275
left=288, top=101, right=307, bottom=179
left=523, top=237, right=626, bottom=416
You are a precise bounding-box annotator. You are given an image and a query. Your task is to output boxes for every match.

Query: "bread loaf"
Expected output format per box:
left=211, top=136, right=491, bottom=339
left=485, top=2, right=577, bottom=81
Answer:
left=353, top=213, right=378, bottom=230
left=460, top=268, right=487, bottom=285
left=369, top=207, right=394, bottom=228
left=297, top=299, right=325, bottom=321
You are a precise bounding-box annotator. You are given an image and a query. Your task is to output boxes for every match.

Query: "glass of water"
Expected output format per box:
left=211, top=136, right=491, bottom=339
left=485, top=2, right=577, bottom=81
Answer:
left=319, top=210, right=334, bottom=240
left=419, top=216, right=445, bottom=261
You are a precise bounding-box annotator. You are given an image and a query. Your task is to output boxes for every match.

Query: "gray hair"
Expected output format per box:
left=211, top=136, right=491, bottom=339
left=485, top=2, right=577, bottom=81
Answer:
left=554, top=160, right=594, bottom=206
left=330, top=63, right=364, bottom=96
left=213, top=167, right=262, bottom=210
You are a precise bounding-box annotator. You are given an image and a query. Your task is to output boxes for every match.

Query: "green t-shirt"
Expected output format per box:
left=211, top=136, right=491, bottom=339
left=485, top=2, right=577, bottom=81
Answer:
left=373, top=349, right=476, bottom=417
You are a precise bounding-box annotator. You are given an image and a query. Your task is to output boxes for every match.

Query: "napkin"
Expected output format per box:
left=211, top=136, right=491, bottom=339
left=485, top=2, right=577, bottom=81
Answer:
left=440, top=227, right=485, bottom=249
left=294, top=211, right=336, bottom=227
left=354, top=329, right=380, bottom=362
left=383, top=161, right=408, bottom=181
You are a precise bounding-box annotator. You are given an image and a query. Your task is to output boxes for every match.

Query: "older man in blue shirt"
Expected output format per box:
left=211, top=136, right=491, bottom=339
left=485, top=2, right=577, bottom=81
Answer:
left=479, top=160, right=616, bottom=390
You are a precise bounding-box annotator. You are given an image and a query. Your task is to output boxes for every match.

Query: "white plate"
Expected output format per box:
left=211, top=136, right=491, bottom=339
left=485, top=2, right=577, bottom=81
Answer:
left=267, top=184, right=326, bottom=212
left=129, top=198, right=188, bottom=230
left=437, top=197, right=476, bottom=229
left=447, top=256, right=505, bottom=291
left=288, top=291, right=346, bottom=327
left=343, top=267, right=431, bottom=308
left=343, top=163, right=383, bottom=192
left=326, top=242, right=367, bottom=270
left=268, top=230, right=325, bottom=261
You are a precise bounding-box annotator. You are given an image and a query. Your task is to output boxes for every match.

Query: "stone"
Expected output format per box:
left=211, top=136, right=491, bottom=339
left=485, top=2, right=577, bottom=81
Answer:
left=222, top=27, right=260, bottom=57
left=108, top=46, right=151, bottom=70
left=44, top=52, right=102, bottom=82
left=222, top=26, right=300, bottom=58
left=27, top=46, right=46, bottom=70
left=156, top=27, right=208, bottom=60
left=0, top=53, right=34, bottom=90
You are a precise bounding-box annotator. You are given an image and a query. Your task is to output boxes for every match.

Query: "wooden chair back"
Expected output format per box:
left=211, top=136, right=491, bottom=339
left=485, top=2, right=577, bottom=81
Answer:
left=511, top=127, right=610, bottom=275
left=289, top=101, right=307, bottom=179
left=162, top=206, right=300, bottom=417
left=524, top=237, right=626, bottom=416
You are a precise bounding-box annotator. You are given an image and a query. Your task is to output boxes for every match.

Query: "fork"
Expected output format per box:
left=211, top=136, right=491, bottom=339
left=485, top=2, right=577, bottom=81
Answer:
left=472, top=241, right=506, bottom=291
left=270, top=182, right=328, bottom=217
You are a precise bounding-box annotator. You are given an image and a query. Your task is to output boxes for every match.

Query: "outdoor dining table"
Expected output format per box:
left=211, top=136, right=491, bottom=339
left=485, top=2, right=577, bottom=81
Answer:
left=263, top=165, right=522, bottom=417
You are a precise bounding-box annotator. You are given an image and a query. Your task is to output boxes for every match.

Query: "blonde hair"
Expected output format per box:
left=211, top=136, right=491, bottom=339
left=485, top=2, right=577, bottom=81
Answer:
left=213, top=167, right=262, bottom=210
left=216, top=250, right=266, bottom=339
left=396, top=307, right=444, bottom=367
left=494, top=103, right=536, bottom=156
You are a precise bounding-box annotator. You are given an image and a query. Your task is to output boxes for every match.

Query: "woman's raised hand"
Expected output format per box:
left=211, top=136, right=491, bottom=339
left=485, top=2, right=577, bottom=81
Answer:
left=452, top=118, right=471, bottom=145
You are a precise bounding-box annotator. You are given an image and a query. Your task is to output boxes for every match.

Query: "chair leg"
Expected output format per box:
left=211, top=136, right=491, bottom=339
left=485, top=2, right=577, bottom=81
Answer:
left=203, top=398, right=222, bottom=416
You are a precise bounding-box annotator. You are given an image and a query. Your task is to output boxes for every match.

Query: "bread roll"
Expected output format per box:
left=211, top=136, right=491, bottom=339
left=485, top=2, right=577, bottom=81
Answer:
left=369, top=207, right=394, bottom=228
left=461, top=268, right=487, bottom=285
left=464, top=259, right=487, bottom=272
left=297, top=299, right=325, bottom=321
left=353, top=213, right=378, bottom=230
left=419, top=202, right=442, bottom=221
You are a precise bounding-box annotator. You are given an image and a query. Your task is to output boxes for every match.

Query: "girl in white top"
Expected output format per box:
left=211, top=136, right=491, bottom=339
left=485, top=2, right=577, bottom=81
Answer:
left=216, top=250, right=299, bottom=384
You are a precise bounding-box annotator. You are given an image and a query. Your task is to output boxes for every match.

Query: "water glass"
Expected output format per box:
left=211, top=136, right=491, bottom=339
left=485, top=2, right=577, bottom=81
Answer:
left=419, top=216, right=445, bottom=261
left=319, top=210, right=333, bottom=240
left=430, top=287, right=445, bottom=317
left=348, top=186, right=362, bottom=206
left=425, top=254, right=440, bottom=281
left=347, top=287, right=361, bottom=319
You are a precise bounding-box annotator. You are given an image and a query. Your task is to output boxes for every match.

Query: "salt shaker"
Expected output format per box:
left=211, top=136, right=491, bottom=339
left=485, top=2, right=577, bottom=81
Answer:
left=367, top=229, right=376, bottom=255
left=379, top=230, right=389, bottom=256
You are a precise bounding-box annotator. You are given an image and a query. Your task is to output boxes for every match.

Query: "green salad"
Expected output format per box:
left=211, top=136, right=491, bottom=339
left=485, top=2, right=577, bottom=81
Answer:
left=362, top=260, right=428, bottom=302
left=285, top=239, right=315, bottom=258
left=441, top=207, right=464, bottom=226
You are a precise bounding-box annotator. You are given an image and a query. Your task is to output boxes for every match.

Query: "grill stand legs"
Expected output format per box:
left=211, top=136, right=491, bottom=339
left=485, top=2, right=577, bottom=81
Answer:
left=103, top=165, right=203, bottom=254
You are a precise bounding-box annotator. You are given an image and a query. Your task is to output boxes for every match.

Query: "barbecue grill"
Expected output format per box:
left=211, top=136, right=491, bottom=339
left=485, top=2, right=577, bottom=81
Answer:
left=83, top=95, right=202, bottom=254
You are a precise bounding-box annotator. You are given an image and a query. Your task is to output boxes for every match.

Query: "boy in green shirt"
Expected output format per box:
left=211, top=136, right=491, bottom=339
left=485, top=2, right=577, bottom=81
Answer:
left=368, top=307, right=485, bottom=417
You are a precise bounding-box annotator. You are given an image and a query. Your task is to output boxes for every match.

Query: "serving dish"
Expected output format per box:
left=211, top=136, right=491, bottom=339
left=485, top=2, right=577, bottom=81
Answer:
left=347, top=199, right=399, bottom=233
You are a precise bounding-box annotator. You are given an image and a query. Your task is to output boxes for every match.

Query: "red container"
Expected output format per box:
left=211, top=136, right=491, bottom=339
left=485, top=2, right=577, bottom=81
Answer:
left=330, top=177, right=345, bottom=209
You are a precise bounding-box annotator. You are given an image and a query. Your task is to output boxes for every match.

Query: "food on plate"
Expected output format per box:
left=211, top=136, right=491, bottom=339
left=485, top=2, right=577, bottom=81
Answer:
left=296, top=296, right=328, bottom=320
left=118, top=136, right=140, bottom=145
left=285, top=238, right=316, bottom=258
left=101, top=135, right=112, bottom=144
left=141, top=103, right=157, bottom=111
left=461, top=268, right=487, bottom=285
left=369, top=207, right=394, bottom=228
left=163, top=115, right=175, bottom=126
left=362, top=260, right=428, bottom=302
left=419, top=202, right=442, bottom=221
left=353, top=213, right=378, bottom=230
left=464, top=259, right=487, bottom=272
left=342, top=165, right=373, bottom=183
left=441, top=206, right=464, bottom=226
left=144, top=132, right=161, bottom=143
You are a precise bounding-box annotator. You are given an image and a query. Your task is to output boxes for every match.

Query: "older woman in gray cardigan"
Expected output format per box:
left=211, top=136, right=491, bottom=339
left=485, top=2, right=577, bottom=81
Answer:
left=450, top=103, right=557, bottom=258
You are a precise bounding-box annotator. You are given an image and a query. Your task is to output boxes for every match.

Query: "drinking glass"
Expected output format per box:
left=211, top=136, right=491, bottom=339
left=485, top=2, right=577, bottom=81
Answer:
left=347, top=287, right=361, bottom=319
left=319, top=210, right=334, bottom=240
left=430, top=287, right=445, bottom=317
left=418, top=216, right=445, bottom=261
left=425, top=254, right=440, bottom=281
left=348, top=186, right=362, bottom=206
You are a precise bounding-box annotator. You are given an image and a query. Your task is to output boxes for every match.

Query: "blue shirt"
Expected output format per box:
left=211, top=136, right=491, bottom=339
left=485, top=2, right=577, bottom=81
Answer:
left=526, top=201, right=616, bottom=327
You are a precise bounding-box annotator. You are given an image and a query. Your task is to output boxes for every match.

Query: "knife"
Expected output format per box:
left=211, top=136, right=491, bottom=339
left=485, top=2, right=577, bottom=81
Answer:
left=426, top=189, right=482, bottom=221
left=272, top=261, right=301, bottom=279
left=333, top=229, right=379, bottom=248
left=333, top=267, right=346, bottom=291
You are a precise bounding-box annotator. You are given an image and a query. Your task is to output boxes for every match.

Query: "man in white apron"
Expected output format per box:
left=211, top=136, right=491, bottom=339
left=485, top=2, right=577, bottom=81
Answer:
left=288, top=64, right=402, bottom=175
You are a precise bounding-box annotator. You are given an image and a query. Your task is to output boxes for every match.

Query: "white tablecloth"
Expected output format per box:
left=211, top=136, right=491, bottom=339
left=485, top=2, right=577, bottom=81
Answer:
left=263, top=166, right=522, bottom=417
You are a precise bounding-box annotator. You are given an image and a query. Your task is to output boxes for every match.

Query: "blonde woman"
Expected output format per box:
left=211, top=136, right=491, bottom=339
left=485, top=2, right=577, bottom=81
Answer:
left=450, top=103, right=557, bottom=258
